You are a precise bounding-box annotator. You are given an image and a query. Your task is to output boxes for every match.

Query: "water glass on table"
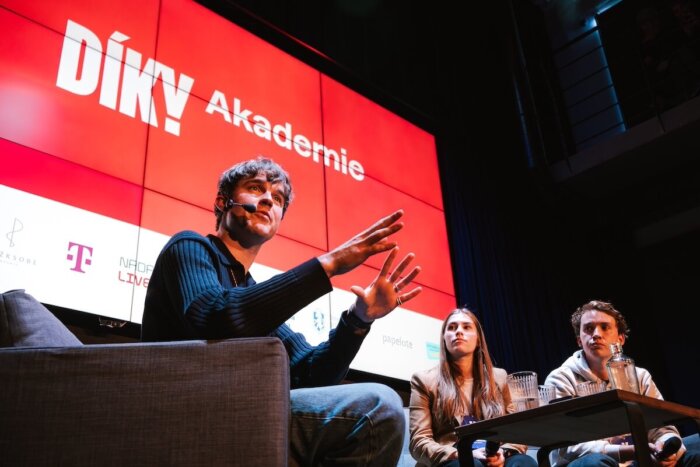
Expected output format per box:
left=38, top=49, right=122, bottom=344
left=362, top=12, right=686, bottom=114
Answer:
left=506, top=371, right=539, bottom=411
left=538, top=385, right=556, bottom=406
left=575, top=381, right=606, bottom=396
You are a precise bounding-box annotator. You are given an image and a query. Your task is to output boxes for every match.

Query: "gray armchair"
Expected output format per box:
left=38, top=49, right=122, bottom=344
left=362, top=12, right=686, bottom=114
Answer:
left=0, top=289, right=290, bottom=466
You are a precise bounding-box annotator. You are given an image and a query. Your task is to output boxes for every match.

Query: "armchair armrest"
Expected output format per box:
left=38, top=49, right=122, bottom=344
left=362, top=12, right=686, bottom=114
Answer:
left=0, top=337, right=289, bottom=466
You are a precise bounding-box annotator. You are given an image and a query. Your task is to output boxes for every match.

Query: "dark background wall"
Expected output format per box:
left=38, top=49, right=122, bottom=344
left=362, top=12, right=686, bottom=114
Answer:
left=195, top=0, right=700, bottom=413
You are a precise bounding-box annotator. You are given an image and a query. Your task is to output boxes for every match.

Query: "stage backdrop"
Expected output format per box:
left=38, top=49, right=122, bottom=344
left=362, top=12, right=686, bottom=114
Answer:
left=0, top=0, right=455, bottom=380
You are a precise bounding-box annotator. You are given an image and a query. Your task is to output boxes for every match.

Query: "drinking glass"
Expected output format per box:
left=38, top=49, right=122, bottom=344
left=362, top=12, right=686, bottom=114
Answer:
left=538, top=385, right=556, bottom=406
left=575, top=381, right=607, bottom=396
left=506, top=371, right=538, bottom=411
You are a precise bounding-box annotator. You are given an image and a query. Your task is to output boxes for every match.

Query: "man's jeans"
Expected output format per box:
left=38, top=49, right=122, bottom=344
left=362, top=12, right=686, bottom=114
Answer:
left=289, top=383, right=405, bottom=466
left=568, top=445, right=700, bottom=466
left=568, top=453, right=618, bottom=466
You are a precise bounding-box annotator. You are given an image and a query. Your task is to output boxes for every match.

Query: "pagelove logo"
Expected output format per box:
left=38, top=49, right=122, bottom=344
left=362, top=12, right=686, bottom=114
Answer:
left=67, top=241, right=93, bottom=273
left=55, top=19, right=365, bottom=181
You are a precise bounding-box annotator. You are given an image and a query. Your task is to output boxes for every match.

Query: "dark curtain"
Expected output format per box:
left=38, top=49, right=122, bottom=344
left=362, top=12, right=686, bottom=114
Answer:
left=430, top=2, right=585, bottom=382
left=434, top=2, right=699, bottom=410
left=436, top=129, right=582, bottom=381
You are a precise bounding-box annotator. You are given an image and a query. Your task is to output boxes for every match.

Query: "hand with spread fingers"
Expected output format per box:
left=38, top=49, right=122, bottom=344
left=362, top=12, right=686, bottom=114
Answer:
left=317, top=210, right=405, bottom=278
left=349, top=247, right=422, bottom=323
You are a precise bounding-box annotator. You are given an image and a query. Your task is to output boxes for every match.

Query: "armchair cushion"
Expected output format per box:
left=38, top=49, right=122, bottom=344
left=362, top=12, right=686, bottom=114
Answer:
left=0, top=289, right=82, bottom=348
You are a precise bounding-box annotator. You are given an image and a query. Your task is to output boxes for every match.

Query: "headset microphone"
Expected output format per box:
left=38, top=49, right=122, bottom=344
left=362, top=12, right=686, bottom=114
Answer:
left=225, top=199, right=257, bottom=213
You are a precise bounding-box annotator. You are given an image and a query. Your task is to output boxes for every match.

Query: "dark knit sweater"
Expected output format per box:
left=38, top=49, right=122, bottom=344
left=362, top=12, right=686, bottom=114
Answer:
left=141, top=231, right=369, bottom=388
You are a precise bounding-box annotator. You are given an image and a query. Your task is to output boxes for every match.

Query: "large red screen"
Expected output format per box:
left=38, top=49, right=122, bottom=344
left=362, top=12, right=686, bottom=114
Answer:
left=0, top=0, right=455, bottom=380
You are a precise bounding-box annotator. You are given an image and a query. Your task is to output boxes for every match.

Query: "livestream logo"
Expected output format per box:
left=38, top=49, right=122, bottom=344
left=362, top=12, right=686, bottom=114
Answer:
left=67, top=241, right=93, bottom=273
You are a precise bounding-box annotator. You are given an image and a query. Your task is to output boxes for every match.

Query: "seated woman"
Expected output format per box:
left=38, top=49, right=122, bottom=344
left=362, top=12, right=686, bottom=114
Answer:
left=409, top=307, right=536, bottom=467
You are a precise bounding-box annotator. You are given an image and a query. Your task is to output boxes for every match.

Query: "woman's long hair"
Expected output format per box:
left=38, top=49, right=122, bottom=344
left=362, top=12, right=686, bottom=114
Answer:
left=435, top=308, right=504, bottom=426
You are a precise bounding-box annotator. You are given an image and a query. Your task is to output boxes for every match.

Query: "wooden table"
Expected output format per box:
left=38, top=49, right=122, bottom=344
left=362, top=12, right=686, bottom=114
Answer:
left=454, top=389, right=700, bottom=467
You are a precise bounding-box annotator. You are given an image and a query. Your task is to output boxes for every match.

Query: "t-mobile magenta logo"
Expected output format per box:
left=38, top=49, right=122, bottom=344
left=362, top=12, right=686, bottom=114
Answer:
left=67, top=241, right=93, bottom=273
